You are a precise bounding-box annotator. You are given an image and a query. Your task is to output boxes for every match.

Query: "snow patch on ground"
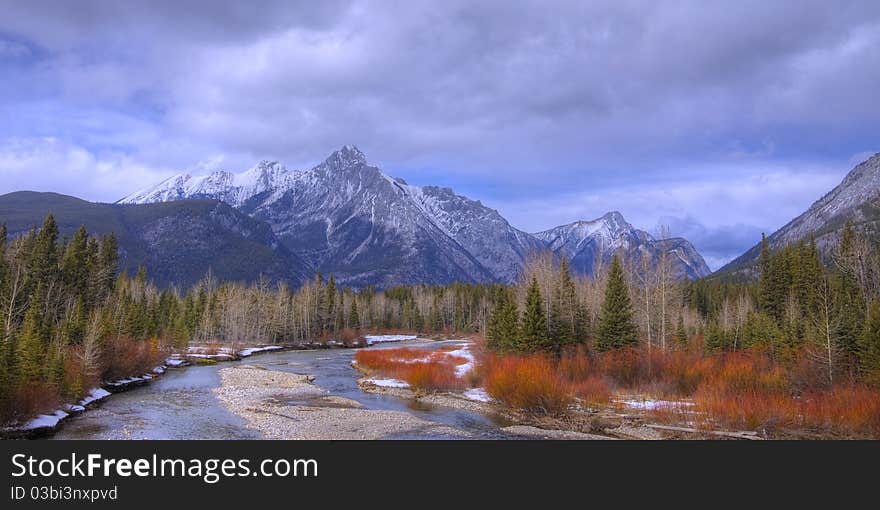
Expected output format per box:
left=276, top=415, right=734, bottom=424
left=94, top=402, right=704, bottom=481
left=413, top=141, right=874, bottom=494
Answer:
left=22, top=410, right=69, bottom=430
left=365, top=334, right=417, bottom=345
left=463, top=388, right=492, bottom=402
left=445, top=346, right=475, bottom=377
left=165, top=358, right=187, bottom=367
left=79, top=388, right=111, bottom=406
left=617, top=398, right=695, bottom=411
left=238, top=346, right=282, bottom=357
left=364, top=378, right=410, bottom=388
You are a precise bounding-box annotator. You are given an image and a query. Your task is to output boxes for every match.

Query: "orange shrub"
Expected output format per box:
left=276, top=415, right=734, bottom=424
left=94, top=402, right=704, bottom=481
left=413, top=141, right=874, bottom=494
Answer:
left=484, top=354, right=571, bottom=415
left=337, top=328, right=366, bottom=347
left=799, top=386, right=880, bottom=437
left=354, top=347, right=466, bottom=391
left=559, top=346, right=593, bottom=382
left=404, top=362, right=464, bottom=391
left=703, top=353, right=788, bottom=396
left=595, top=348, right=644, bottom=388
left=102, top=337, right=164, bottom=381
left=571, top=376, right=611, bottom=406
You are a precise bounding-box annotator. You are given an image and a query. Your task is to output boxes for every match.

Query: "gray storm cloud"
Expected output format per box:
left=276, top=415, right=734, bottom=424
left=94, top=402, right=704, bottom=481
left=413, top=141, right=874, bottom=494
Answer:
left=0, top=0, right=878, bottom=268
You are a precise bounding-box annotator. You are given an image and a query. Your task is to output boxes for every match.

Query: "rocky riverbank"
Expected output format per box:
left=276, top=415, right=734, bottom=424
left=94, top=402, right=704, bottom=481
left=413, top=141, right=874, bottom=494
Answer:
left=214, top=365, right=473, bottom=439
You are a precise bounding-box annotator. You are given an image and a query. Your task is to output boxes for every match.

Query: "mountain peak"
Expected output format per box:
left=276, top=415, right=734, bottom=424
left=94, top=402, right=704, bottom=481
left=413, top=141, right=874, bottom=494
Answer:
left=599, top=210, right=629, bottom=228
left=323, top=145, right=367, bottom=170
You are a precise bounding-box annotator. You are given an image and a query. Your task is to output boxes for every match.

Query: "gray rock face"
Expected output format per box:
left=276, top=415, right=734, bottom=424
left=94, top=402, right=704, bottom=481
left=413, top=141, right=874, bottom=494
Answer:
left=534, top=212, right=712, bottom=280
left=721, top=153, right=880, bottom=274
left=120, top=146, right=711, bottom=285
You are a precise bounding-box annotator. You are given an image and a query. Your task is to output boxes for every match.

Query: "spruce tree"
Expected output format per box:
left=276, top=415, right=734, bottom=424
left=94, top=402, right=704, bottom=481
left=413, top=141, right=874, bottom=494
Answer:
left=519, top=276, right=548, bottom=352
left=325, top=274, right=336, bottom=333
left=487, top=289, right=519, bottom=352
left=673, top=314, right=688, bottom=349
left=596, top=256, right=637, bottom=351
left=859, top=300, right=880, bottom=386
left=349, top=294, right=360, bottom=330
left=16, top=286, right=48, bottom=383
left=62, top=226, right=90, bottom=301
left=30, top=214, right=60, bottom=285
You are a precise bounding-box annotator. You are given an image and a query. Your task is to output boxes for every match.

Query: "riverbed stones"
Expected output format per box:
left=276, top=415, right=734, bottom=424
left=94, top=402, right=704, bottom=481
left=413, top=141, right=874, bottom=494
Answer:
left=215, top=366, right=472, bottom=439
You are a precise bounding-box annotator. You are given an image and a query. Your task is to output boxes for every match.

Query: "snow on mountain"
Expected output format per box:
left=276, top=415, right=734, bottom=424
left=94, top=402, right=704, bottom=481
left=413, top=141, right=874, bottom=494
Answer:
left=120, top=146, right=710, bottom=285
left=535, top=212, right=711, bottom=279
left=118, top=160, right=293, bottom=207
left=721, top=152, right=880, bottom=274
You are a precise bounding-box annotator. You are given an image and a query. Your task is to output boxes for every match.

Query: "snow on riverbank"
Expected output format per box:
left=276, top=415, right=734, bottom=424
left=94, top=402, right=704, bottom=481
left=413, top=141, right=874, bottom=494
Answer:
left=445, top=346, right=475, bottom=377
left=238, top=345, right=282, bottom=357
left=616, top=398, right=695, bottom=411
left=463, top=388, right=491, bottom=402
left=365, top=334, right=417, bottom=345
left=79, top=388, right=111, bottom=406
left=22, top=410, right=69, bottom=431
left=364, top=378, right=411, bottom=388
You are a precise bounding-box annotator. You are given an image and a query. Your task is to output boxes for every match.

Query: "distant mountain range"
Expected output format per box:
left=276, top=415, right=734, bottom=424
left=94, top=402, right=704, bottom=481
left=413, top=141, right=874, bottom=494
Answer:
left=721, top=152, right=880, bottom=276
left=113, top=145, right=710, bottom=286
left=0, top=192, right=307, bottom=288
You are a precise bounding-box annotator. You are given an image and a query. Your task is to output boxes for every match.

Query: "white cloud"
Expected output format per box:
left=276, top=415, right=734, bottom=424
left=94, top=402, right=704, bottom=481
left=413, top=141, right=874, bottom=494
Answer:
left=0, top=137, right=175, bottom=202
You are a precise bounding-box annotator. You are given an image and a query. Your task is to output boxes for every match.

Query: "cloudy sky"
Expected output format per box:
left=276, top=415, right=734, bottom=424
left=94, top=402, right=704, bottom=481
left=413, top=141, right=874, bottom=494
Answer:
left=1, top=1, right=878, bottom=269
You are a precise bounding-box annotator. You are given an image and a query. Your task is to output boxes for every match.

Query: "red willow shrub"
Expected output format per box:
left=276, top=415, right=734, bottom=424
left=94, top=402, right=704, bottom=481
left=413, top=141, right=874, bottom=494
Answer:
left=354, top=347, right=467, bottom=391
left=798, top=386, right=880, bottom=437
left=101, top=337, right=163, bottom=381
left=483, top=354, right=572, bottom=415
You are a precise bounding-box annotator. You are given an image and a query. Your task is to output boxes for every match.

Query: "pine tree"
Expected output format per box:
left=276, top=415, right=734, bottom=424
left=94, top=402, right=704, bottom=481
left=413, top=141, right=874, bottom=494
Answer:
left=27, top=215, right=60, bottom=311
left=325, top=274, right=336, bottom=333
left=519, top=276, right=548, bottom=352
left=349, top=294, right=360, bottom=330
left=673, top=314, right=688, bottom=349
left=16, top=286, right=48, bottom=383
left=704, top=320, right=727, bottom=353
left=596, top=256, right=637, bottom=351
left=430, top=296, right=443, bottom=332
left=859, top=300, right=880, bottom=386
left=487, top=289, right=519, bottom=352
left=62, top=226, right=90, bottom=301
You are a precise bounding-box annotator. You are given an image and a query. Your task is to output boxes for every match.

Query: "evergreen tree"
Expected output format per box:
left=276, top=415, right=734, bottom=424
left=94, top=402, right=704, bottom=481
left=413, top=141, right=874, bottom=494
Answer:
left=29, top=214, right=60, bottom=285
left=16, top=286, right=48, bottom=383
left=704, top=320, right=727, bottom=353
left=62, top=226, right=90, bottom=301
left=519, top=276, right=548, bottom=352
left=859, top=300, right=880, bottom=386
left=430, top=295, right=443, bottom=332
left=487, top=289, right=519, bottom=352
left=596, top=256, right=637, bottom=351
left=349, top=294, right=360, bottom=330
left=673, top=314, right=688, bottom=349
left=325, top=274, right=336, bottom=333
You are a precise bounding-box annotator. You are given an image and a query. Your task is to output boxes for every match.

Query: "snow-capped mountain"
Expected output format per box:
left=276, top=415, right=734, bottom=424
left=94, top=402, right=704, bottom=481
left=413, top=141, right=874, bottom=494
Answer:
left=721, top=152, right=880, bottom=274
left=119, top=160, right=292, bottom=208
left=534, top=212, right=712, bottom=280
left=121, top=146, right=710, bottom=286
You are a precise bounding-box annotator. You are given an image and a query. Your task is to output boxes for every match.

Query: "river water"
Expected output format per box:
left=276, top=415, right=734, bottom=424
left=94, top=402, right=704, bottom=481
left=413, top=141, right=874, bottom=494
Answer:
left=52, top=340, right=515, bottom=440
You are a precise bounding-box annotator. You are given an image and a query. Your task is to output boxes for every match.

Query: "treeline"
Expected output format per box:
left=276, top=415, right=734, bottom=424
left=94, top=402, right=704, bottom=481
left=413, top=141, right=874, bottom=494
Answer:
left=5, top=212, right=880, bottom=424
left=176, top=274, right=497, bottom=347
left=486, top=249, right=689, bottom=355
left=484, top=226, right=880, bottom=390
left=689, top=227, right=880, bottom=386
left=0, top=215, right=177, bottom=422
